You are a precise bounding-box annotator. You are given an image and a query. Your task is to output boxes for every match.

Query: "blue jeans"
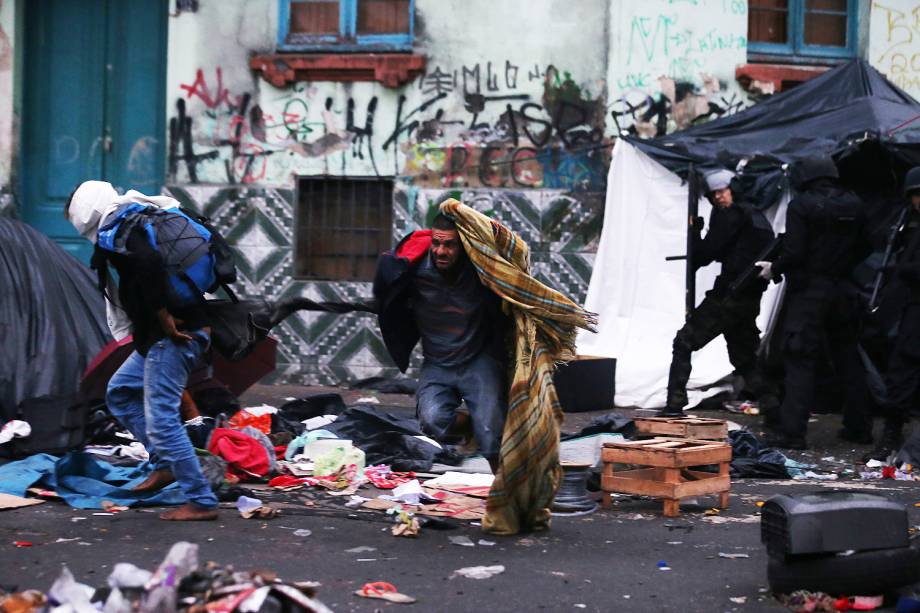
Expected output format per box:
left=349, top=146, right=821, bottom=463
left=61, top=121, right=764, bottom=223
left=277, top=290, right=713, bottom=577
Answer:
left=416, top=351, right=508, bottom=460
left=106, top=330, right=218, bottom=509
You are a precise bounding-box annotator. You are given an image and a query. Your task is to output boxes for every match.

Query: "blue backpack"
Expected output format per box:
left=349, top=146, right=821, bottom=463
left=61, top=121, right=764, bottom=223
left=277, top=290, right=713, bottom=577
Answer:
left=95, top=203, right=237, bottom=308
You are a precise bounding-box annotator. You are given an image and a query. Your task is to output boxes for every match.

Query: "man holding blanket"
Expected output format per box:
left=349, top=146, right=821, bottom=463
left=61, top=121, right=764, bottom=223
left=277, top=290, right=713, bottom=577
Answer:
left=373, top=199, right=596, bottom=534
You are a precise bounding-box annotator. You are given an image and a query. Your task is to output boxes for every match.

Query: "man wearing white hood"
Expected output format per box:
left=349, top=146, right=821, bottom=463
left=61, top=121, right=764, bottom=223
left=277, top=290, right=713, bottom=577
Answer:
left=66, top=181, right=218, bottom=521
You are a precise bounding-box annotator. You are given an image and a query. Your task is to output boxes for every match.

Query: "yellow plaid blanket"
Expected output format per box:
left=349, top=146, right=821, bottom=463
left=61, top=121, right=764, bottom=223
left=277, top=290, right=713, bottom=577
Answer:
left=439, top=199, right=598, bottom=535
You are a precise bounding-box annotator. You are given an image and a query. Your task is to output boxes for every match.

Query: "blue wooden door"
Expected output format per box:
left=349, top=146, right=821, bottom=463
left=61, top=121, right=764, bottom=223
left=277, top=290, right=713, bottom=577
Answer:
left=20, top=0, right=167, bottom=264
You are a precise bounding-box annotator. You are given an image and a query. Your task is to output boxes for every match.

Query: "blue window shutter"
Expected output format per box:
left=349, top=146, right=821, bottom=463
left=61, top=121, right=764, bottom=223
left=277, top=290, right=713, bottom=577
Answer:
left=278, top=0, right=414, bottom=52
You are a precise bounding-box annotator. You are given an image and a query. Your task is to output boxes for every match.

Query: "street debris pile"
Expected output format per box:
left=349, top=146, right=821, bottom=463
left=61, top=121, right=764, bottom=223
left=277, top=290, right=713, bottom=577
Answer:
left=0, top=390, right=506, bottom=535
left=0, top=541, right=333, bottom=613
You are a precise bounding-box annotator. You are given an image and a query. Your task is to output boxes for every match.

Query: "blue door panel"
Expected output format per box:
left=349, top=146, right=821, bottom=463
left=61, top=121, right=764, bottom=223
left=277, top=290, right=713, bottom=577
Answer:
left=106, top=0, right=167, bottom=196
left=22, top=0, right=106, bottom=263
left=21, top=0, right=167, bottom=265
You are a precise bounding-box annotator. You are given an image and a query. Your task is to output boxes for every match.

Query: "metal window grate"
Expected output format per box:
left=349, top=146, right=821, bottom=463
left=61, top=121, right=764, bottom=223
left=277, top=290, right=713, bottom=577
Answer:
left=294, top=176, right=393, bottom=281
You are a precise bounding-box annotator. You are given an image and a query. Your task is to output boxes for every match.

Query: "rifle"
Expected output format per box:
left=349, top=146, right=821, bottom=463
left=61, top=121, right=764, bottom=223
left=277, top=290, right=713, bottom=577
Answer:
left=728, top=235, right=783, bottom=296
left=869, top=205, right=910, bottom=312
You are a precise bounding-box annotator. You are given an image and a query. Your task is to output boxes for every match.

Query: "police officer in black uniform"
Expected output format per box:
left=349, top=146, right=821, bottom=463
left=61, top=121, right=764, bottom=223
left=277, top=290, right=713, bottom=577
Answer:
left=661, top=169, right=776, bottom=417
left=759, top=157, right=870, bottom=449
left=866, top=167, right=920, bottom=460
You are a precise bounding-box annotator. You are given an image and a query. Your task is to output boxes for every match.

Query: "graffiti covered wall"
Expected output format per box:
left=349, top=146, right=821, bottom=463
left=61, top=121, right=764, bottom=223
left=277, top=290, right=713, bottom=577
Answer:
left=870, top=0, right=920, bottom=99
left=166, top=0, right=611, bottom=190
left=607, top=0, right=751, bottom=138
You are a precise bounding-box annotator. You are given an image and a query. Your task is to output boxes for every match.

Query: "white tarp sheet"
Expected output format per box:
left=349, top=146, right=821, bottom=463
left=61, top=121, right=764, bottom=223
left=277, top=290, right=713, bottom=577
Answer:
left=577, top=140, right=785, bottom=408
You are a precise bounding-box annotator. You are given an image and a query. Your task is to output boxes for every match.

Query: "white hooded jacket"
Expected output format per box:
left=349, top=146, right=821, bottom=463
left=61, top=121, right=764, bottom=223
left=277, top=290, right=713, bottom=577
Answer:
left=67, top=181, right=181, bottom=340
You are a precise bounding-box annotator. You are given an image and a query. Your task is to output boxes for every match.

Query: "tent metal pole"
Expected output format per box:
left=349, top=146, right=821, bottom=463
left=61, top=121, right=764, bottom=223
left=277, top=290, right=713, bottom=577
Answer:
left=685, top=164, right=698, bottom=321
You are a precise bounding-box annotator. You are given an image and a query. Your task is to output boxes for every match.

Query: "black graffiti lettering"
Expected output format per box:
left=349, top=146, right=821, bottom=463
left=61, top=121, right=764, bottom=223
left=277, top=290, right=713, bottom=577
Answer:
left=519, top=102, right=553, bottom=148
left=464, top=93, right=529, bottom=133
left=505, top=60, right=519, bottom=89
left=528, top=63, right=544, bottom=82
left=552, top=99, right=593, bottom=148
left=422, top=66, right=455, bottom=96
left=462, top=64, right=481, bottom=95
left=486, top=61, right=499, bottom=92
left=510, top=147, right=540, bottom=187
left=478, top=145, right=506, bottom=187
left=382, top=92, right=448, bottom=151
left=167, top=98, right=219, bottom=184
left=347, top=96, right=379, bottom=175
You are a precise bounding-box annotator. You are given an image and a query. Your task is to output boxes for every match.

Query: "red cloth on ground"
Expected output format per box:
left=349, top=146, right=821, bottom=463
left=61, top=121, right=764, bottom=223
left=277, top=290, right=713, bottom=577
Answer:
left=208, top=428, right=270, bottom=480
left=396, top=230, right=431, bottom=264
left=227, top=409, right=272, bottom=435
left=268, top=475, right=308, bottom=488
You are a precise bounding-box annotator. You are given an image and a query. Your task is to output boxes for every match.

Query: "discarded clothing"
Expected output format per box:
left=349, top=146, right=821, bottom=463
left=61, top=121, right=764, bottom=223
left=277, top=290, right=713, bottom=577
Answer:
left=325, top=405, right=459, bottom=471
left=728, top=430, right=790, bottom=479
left=441, top=200, right=597, bottom=534
left=207, top=428, right=271, bottom=480
left=279, top=394, right=346, bottom=422
left=0, top=452, right=186, bottom=508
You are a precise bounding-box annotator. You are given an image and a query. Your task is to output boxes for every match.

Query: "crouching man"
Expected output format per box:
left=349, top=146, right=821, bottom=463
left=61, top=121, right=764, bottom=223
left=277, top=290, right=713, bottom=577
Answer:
left=66, top=181, right=218, bottom=520
left=374, top=214, right=509, bottom=473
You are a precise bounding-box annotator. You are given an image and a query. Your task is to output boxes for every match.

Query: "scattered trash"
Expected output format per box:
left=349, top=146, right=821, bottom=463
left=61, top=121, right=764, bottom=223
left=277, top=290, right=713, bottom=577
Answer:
left=379, top=479, right=428, bottom=505
left=478, top=539, right=496, bottom=546
left=729, top=596, right=747, bottom=604
left=13, top=541, right=33, bottom=548
left=718, top=552, right=750, bottom=559
left=293, top=529, right=312, bottom=537
left=388, top=505, right=420, bottom=538
left=354, top=582, right=415, bottom=604
left=778, top=591, right=884, bottom=612
left=449, top=535, right=475, bottom=547
left=236, top=495, right=279, bottom=519
left=0, top=589, right=46, bottom=613
left=793, top=471, right=838, bottom=481
left=704, top=508, right=721, bottom=516
left=355, top=397, right=381, bottom=405
left=723, top=400, right=760, bottom=415
left=453, top=565, right=505, bottom=579
left=0, top=420, right=31, bottom=445
left=574, top=605, right=587, bottom=609
left=346, top=546, right=377, bottom=553
left=657, top=561, right=671, bottom=571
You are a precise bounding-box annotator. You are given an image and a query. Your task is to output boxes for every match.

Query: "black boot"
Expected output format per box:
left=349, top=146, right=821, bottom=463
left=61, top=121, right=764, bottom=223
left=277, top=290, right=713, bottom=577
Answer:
left=657, top=405, right=685, bottom=418
left=862, top=419, right=904, bottom=463
left=764, top=432, right=807, bottom=450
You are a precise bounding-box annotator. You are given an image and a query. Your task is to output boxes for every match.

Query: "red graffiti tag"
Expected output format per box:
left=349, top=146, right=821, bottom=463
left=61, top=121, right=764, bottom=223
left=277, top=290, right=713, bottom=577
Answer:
left=180, top=68, right=237, bottom=109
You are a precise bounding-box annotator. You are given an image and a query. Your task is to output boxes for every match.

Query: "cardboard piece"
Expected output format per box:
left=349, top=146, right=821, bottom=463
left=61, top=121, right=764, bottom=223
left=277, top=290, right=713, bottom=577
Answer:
left=0, top=493, right=46, bottom=510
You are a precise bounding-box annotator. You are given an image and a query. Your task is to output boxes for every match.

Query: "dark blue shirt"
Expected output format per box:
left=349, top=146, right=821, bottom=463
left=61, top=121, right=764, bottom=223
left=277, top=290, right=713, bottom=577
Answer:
left=413, top=253, right=492, bottom=367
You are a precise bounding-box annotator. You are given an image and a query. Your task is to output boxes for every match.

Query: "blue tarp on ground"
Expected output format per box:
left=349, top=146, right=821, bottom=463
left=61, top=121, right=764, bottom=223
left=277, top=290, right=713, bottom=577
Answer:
left=0, top=452, right=184, bottom=508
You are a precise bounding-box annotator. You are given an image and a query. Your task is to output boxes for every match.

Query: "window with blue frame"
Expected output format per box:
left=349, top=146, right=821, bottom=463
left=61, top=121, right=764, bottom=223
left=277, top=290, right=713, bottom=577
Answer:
left=748, top=0, right=857, bottom=60
left=278, top=0, right=414, bottom=52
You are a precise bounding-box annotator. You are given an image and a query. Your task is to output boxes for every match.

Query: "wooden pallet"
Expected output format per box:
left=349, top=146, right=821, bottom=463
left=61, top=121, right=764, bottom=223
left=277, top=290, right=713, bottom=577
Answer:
left=601, top=437, right=732, bottom=517
left=633, top=417, right=728, bottom=440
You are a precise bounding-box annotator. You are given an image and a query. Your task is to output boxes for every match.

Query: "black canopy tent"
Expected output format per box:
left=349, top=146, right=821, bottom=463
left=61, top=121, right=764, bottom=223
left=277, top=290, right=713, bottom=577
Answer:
left=0, top=218, right=111, bottom=417
left=620, top=59, right=920, bottom=410
left=625, top=59, right=920, bottom=205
